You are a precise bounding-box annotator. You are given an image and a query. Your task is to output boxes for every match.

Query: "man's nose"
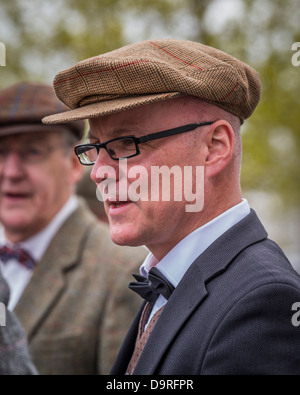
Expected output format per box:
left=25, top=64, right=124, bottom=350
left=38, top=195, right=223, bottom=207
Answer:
left=90, top=148, right=119, bottom=184
left=1, top=152, right=26, bottom=178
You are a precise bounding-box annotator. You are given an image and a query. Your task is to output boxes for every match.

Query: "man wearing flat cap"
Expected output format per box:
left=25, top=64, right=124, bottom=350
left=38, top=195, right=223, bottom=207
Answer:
left=0, top=82, right=146, bottom=375
left=44, top=39, right=300, bottom=375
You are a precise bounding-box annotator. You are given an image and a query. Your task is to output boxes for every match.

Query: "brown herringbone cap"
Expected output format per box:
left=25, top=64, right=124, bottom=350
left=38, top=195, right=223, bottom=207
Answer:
left=43, top=39, right=261, bottom=125
left=0, top=82, right=85, bottom=138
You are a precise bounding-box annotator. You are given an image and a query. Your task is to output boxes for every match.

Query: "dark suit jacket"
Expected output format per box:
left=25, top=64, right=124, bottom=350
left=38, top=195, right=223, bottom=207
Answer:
left=14, top=200, right=147, bottom=375
left=0, top=270, right=37, bottom=375
left=111, top=210, right=300, bottom=375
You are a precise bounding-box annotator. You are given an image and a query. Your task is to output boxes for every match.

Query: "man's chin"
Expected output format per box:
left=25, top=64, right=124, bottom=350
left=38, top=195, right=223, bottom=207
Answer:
left=0, top=213, right=36, bottom=240
left=109, top=226, right=144, bottom=248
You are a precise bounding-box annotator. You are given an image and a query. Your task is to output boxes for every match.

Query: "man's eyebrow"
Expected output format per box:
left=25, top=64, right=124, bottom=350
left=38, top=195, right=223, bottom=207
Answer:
left=111, top=128, right=140, bottom=137
left=12, top=136, right=48, bottom=145
left=88, top=126, right=144, bottom=141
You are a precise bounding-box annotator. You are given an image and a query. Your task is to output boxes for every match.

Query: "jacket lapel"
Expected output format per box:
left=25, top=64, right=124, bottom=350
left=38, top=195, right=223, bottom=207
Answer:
left=134, top=264, right=207, bottom=374
left=15, top=201, right=92, bottom=341
left=133, top=210, right=268, bottom=374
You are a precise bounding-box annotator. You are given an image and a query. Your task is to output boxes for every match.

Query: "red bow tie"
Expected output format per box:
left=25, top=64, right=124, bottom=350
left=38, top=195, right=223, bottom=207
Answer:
left=0, top=245, right=36, bottom=270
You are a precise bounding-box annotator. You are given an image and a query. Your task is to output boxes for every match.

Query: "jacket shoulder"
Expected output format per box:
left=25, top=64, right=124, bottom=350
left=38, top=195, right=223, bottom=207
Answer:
left=237, top=237, right=300, bottom=288
left=200, top=240, right=300, bottom=375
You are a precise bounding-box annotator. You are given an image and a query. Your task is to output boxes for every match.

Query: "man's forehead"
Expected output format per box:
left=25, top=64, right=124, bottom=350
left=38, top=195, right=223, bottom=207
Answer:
left=89, top=116, right=145, bottom=137
left=0, top=131, right=61, bottom=144
left=88, top=96, right=196, bottom=137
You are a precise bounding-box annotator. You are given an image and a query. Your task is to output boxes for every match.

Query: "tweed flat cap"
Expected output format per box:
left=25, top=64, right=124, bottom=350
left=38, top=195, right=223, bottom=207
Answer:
left=0, top=82, right=85, bottom=139
left=43, top=39, right=261, bottom=125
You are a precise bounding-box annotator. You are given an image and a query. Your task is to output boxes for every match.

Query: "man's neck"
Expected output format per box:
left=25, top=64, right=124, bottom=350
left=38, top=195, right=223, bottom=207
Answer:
left=148, top=194, right=243, bottom=262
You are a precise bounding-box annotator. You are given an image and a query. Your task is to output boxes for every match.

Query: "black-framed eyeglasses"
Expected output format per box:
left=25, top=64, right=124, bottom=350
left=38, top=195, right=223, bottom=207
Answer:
left=74, top=121, right=215, bottom=165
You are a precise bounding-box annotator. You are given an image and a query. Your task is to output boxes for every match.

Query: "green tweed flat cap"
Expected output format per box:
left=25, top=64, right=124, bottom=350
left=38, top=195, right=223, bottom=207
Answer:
left=43, top=39, right=262, bottom=125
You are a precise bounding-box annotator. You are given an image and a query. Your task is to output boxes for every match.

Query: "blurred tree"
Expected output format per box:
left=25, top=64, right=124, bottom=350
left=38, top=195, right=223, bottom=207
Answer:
left=0, top=0, right=183, bottom=84
left=0, top=0, right=299, bottom=208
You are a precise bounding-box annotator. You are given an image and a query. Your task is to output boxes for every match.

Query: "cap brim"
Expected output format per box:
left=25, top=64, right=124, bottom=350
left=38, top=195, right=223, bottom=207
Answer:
left=0, top=123, right=76, bottom=138
left=43, top=92, right=184, bottom=124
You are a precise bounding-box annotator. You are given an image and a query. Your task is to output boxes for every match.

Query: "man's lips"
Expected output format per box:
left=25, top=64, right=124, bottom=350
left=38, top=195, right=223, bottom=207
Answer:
left=2, top=192, right=31, bottom=200
left=105, top=199, right=133, bottom=211
left=106, top=200, right=131, bottom=207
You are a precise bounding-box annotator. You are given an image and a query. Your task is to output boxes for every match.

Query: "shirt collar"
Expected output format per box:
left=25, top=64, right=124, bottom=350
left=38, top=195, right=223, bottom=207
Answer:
left=140, top=199, right=251, bottom=287
left=0, top=195, right=79, bottom=262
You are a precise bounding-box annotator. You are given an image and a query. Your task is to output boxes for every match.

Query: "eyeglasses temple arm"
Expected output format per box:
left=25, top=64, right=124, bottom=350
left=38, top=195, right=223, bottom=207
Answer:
left=136, top=122, right=214, bottom=144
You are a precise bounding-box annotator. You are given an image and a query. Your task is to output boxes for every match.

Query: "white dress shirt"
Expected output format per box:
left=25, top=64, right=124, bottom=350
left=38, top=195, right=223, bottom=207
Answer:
left=0, top=196, right=79, bottom=311
left=140, top=199, right=251, bottom=327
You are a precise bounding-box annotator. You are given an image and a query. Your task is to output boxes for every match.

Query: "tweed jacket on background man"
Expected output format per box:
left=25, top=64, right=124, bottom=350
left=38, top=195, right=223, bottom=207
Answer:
left=0, top=271, right=37, bottom=375
left=14, top=199, right=147, bottom=375
left=111, top=211, right=300, bottom=375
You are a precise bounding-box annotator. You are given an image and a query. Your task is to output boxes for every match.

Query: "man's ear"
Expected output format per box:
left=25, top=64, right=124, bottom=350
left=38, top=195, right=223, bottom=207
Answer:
left=205, top=120, right=235, bottom=178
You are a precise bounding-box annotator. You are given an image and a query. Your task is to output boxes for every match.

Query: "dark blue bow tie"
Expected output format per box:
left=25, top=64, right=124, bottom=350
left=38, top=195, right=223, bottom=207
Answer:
left=129, top=267, right=175, bottom=306
left=0, top=245, right=35, bottom=270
